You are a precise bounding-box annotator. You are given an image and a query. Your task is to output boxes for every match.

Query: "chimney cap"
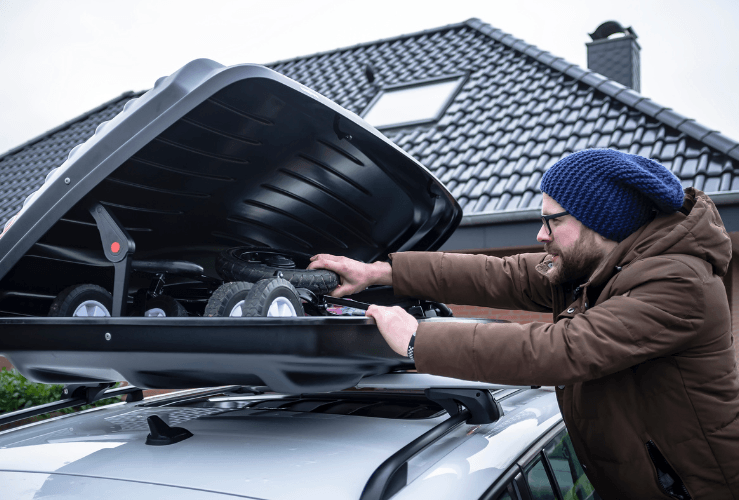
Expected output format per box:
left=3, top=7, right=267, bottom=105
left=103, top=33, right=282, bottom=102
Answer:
left=589, top=21, right=637, bottom=41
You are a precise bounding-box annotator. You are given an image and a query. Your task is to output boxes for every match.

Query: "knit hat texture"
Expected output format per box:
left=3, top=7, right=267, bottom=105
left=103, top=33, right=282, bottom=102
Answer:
left=540, top=149, right=684, bottom=242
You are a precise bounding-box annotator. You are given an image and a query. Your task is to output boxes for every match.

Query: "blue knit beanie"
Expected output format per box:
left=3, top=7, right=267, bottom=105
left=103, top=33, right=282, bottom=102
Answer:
left=540, top=149, right=684, bottom=242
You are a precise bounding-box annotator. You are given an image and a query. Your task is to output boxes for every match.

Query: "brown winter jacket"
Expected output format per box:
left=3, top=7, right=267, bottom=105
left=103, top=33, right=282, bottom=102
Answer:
left=390, top=188, right=739, bottom=500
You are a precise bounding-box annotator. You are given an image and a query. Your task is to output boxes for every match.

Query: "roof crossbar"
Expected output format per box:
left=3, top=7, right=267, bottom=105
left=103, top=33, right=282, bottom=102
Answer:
left=359, top=387, right=504, bottom=500
left=0, top=384, right=143, bottom=428
left=356, top=372, right=530, bottom=391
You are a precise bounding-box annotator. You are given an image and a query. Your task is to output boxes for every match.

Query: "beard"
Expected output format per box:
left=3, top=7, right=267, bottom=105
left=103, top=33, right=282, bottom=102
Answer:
left=544, top=229, right=604, bottom=285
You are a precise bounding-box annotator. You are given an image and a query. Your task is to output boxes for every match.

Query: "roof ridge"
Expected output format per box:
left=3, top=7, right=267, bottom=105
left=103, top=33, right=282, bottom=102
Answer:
left=464, top=19, right=739, bottom=162
left=266, top=19, right=474, bottom=68
left=0, top=90, right=145, bottom=162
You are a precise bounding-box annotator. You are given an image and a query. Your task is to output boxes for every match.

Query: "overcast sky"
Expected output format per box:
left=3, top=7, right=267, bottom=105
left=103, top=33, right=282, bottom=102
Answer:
left=1, top=0, right=737, bottom=156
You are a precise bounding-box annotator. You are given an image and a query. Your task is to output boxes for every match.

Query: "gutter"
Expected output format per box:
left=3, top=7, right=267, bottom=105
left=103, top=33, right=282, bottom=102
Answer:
left=459, top=191, right=739, bottom=227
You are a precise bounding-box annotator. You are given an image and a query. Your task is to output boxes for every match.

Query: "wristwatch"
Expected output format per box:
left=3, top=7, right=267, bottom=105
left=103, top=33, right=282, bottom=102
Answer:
left=407, top=332, right=416, bottom=361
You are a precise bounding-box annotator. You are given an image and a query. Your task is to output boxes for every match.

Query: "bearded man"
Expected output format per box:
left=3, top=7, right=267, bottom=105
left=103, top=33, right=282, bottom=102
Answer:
left=309, top=149, right=739, bottom=499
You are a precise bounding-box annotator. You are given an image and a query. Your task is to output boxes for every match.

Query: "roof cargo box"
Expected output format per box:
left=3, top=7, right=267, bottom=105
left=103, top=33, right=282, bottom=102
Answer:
left=0, top=59, right=468, bottom=394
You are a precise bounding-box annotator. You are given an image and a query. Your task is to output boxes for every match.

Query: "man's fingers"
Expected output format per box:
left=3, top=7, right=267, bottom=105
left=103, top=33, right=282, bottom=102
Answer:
left=307, top=254, right=345, bottom=272
left=310, top=253, right=341, bottom=263
left=364, top=304, right=379, bottom=318
left=307, top=259, right=338, bottom=272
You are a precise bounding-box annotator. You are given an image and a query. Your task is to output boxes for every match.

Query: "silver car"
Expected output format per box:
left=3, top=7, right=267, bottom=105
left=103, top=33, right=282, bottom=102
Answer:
left=0, top=375, right=600, bottom=499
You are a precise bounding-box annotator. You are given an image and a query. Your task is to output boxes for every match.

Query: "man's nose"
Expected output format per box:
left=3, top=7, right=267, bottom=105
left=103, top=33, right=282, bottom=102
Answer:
left=536, top=224, right=551, bottom=243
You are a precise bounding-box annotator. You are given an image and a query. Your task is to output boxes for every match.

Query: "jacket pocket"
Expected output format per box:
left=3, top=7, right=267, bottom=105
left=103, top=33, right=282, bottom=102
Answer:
left=645, top=440, right=691, bottom=499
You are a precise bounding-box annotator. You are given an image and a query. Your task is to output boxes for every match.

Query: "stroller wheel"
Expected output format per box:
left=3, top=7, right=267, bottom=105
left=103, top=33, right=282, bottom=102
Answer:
left=204, top=281, right=254, bottom=317
left=216, top=247, right=338, bottom=295
left=241, top=277, right=304, bottom=317
left=49, top=284, right=113, bottom=317
left=144, top=295, right=188, bottom=317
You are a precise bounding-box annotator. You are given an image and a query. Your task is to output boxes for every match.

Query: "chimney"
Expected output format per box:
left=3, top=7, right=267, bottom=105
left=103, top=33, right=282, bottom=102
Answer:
left=587, top=21, right=641, bottom=92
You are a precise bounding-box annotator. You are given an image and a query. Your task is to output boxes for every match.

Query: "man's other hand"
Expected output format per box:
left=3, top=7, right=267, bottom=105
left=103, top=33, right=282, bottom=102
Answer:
left=365, top=305, right=418, bottom=357
left=308, top=254, right=392, bottom=297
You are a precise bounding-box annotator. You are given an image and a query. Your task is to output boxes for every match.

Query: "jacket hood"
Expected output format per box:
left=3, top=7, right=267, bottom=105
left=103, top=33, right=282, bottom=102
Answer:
left=590, top=188, right=732, bottom=286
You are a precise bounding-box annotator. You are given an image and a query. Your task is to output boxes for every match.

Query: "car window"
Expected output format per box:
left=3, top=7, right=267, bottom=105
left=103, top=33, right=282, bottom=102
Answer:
left=525, top=455, right=557, bottom=500
left=544, top=430, right=599, bottom=500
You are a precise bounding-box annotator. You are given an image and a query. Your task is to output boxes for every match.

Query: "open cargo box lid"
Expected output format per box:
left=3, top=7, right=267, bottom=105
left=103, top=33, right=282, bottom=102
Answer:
left=0, top=59, right=465, bottom=394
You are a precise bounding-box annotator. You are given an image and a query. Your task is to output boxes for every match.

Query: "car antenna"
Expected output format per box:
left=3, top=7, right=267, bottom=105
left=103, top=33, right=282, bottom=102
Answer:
left=145, top=415, right=193, bottom=446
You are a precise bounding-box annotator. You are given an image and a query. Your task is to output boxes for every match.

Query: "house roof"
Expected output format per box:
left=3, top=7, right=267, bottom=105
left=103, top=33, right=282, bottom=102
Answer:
left=2, top=18, right=738, bottom=229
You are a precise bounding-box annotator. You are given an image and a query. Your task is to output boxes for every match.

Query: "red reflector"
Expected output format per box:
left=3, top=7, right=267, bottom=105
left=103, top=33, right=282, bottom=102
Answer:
left=111, top=242, right=121, bottom=253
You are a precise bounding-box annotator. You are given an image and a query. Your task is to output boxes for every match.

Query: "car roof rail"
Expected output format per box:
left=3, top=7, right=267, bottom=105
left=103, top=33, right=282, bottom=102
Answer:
left=0, top=383, right=143, bottom=428
left=359, top=383, right=509, bottom=500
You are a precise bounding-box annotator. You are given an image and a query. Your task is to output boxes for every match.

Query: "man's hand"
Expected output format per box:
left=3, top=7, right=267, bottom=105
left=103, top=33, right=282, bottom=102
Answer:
left=365, top=305, right=418, bottom=357
left=308, top=254, right=392, bottom=298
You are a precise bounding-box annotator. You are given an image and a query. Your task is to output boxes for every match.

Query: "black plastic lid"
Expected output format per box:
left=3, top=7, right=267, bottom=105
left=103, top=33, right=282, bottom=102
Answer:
left=0, top=60, right=461, bottom=293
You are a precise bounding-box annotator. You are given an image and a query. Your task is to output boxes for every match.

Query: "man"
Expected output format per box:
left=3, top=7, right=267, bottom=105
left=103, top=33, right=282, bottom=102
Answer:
left=309, top=149, right=739, bottom=499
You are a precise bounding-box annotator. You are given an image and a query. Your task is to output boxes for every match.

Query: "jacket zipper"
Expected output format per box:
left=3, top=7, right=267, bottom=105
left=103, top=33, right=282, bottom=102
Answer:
left=645, top=440, right=691, bottom=499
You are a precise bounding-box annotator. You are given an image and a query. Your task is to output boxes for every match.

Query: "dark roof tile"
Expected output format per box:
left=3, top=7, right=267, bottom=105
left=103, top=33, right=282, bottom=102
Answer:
left=654, top=109, right=688, bottom=130
left=483, top=196, right=500, bottom=211
left=490, top=177, right=507, bottom=196
left=670, top=155, right=684, bottom=174
left=507, top=194, right=522, bottom=209
left=579, top=72, right=608, bottom=88
left=681, top=157, right=699, bottom=177
left=595, top=135, right=610, bottom=149
left=497, top=192, right=512, bottom=210
left=616, top=89, right=644, bottom=108
left=595, top=79, right=627, bottom=97
left=472, top=194, right=491, bottom=212
left=678, top=120, right=712, bottom=141
left=695, top=152, right=710, bottom=174
left=704, top=176, right=721, bottom=192
left=527, top=171, right=543, bottom=191
left=564, top=65, right=588, bottom=81
left=634, top=98, right=665, bottom=118
left=721, top=172, right=733, bottom=191
left=693, top=174, right=706, bottom=191
left=519, top=190, right=534, bottom=208
left=660, top=142, right=677, bottom=161
left=702, top=132, right=739, bottom=157
left=707, top=156, right=725, bottom=175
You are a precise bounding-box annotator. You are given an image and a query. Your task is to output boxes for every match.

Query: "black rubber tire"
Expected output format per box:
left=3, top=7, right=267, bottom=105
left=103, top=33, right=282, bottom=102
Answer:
left=143, top=295, right=188, bottom=317
left=215, top=247, right=339, bottom=295
left=48, top=284, right=113, bottom=317
left=241, top=278, right=305, bottom=317
left=204, top=281, right=254, bottom=317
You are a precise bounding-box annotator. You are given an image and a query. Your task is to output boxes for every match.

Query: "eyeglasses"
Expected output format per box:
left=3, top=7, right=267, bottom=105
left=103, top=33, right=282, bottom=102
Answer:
left=541, top=211, right=570, bottom=235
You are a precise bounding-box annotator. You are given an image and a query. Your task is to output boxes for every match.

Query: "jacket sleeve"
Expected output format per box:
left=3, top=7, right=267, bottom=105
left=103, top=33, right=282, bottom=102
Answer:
left=414, top=257, right=706, bottom=386
left=390, top=251, right=552, bottom=312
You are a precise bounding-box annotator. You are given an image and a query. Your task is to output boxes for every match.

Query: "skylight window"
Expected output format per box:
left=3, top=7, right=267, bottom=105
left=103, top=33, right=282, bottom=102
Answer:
left=362, top=75, right=465, bottom=129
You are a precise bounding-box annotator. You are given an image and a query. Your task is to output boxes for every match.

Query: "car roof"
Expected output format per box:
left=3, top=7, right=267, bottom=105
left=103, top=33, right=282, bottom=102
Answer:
left=0, top=383, right=561, bottom=499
